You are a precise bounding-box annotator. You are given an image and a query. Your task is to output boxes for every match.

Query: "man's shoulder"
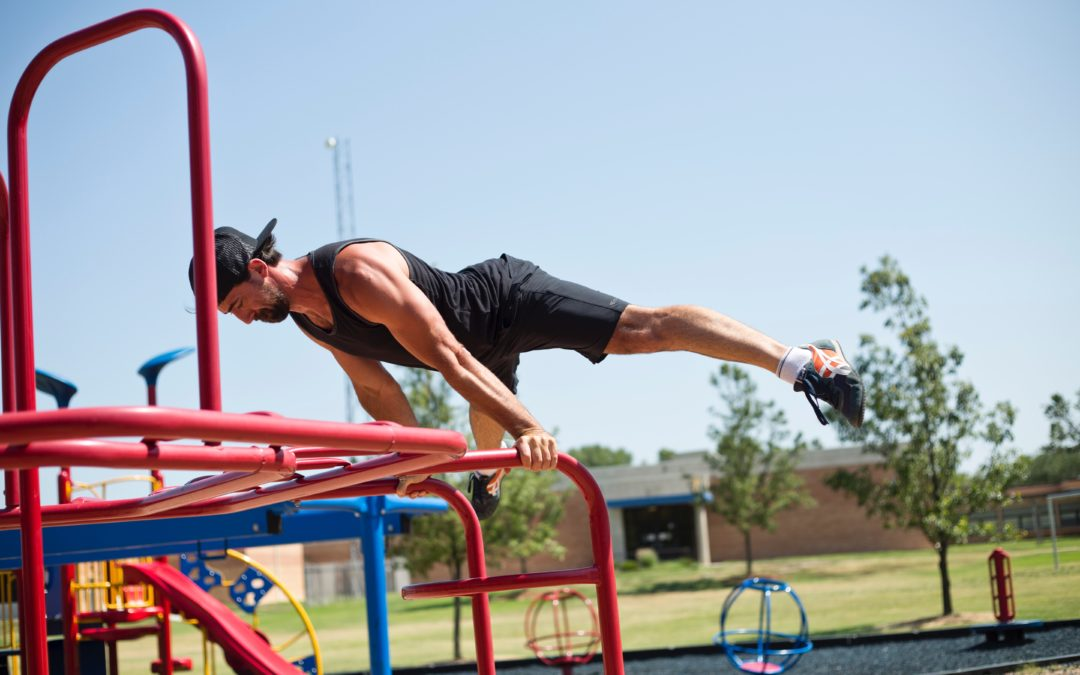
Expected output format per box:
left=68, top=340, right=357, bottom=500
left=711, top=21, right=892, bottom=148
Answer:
left=333, top=240, right=410, bottom=280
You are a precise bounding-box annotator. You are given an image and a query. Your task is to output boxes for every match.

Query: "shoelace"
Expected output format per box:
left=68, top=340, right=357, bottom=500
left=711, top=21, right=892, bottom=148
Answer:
left=800, top=379, right=830, bottom=425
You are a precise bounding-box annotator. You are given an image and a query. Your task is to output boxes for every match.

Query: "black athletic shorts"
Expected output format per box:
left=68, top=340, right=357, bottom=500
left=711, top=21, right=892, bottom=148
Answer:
left=481, top=262, right=629, bottom=393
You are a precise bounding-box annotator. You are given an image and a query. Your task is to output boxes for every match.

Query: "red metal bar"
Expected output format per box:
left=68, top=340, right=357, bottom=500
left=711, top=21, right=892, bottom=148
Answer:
left=0, top=407, right=466, bottom=454
left=402, top=568, right=602, bottom=600
left=0, top=450, right=452, bottom=530
left=157, top=596, right=175, bottom=675
left=0, top=439, right=299, bottom=472
left=58, top=468, right=79, bottom=675
left=0, top=171, right=15, bottom=508
left=7, top=9, right=221, bottom=412
left=0, top=468, right=288, bottom=530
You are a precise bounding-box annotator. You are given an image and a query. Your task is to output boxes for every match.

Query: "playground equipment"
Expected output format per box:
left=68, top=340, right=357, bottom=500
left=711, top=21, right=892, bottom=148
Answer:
left=176, top=549, right=320, bottom=673
left=713, top=577, right=812, bottom=674
left=524, top=587, right=601, bottom=675
left=973, top=548, right=1043, bottom=645
left=0, top=10, right=625, bottom=674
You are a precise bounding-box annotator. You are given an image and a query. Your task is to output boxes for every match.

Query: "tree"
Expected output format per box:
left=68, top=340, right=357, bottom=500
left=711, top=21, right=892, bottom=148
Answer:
left=658, top=448, right=679, bottom=462
left=1015, top=390, right=1080, bottom=485
left=567, top=444, right=633, bottom=467
left=706, top=364, right=814, bottom=576
left=825, top=256, right=1025, bottom=616
left=485, top=470, right=567, bottom=573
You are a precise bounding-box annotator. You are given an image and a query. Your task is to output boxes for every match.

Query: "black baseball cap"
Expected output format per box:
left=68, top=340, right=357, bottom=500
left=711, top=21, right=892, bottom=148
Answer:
left=188, top=218, right=277, bottom=304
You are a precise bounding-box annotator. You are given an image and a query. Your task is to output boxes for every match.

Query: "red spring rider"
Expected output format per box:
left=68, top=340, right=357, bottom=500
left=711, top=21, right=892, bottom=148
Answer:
left=988, top=547, right=1015, bottom=623
left=525, top=588, right=601, bottom=675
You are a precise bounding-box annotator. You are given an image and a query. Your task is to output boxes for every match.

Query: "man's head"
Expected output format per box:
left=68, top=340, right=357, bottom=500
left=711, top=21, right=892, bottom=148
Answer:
left=188, top=219, right=290, bottom=324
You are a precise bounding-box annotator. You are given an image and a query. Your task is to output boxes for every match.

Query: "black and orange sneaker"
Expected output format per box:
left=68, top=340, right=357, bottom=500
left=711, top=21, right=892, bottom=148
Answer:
left=468, top=470, right=502, bottom=521
left=794, top=339, right=865, bottom=427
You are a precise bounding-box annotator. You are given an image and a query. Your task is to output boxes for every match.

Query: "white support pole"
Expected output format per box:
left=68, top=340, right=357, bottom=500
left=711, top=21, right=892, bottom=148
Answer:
left=1045, top=489, right=1080, bottom=572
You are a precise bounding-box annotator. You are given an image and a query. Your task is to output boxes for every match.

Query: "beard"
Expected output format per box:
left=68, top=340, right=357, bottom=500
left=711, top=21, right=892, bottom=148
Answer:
left=255, top=286, right=291, bottom=323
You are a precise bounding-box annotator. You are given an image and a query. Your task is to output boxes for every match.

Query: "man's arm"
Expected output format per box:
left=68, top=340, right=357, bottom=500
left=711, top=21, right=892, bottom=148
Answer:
left=333, top=242, right=557, bottom=471
left=300, top=331, right=417, bottom=425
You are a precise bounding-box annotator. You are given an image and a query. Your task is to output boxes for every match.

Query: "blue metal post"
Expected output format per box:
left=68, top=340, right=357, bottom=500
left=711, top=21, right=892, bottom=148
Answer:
left=359, top=495, right=391, bottom=675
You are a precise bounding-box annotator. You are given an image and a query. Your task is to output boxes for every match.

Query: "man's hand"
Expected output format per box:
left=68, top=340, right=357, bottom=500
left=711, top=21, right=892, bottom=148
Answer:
left=515, top=428, right=558, bottom=471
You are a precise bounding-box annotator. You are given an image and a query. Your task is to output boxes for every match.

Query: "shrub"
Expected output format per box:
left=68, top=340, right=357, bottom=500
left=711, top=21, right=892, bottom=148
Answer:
left=634, top=548, right=659, bottom=568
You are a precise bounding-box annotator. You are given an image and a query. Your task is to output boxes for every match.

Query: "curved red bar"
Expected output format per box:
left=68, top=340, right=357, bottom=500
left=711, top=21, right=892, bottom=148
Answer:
left=6, top=12, right=215, bottom=668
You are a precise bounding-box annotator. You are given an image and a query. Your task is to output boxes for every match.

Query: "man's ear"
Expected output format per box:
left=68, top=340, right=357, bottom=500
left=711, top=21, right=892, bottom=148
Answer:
left=248, top=258, right=269, bottom=277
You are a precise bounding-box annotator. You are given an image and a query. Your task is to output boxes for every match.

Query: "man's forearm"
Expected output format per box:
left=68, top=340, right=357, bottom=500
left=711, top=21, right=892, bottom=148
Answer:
left=437, top=351, right=542, bottom=438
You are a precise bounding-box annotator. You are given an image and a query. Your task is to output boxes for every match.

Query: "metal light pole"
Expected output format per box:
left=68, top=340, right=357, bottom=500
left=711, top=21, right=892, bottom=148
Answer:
left=326, top=137, right=358, bottom=424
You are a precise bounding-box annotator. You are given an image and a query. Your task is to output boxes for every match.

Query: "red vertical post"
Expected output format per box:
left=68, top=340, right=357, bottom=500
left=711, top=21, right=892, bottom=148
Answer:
left=6, top=10, right=219, bottom=669
left=58, top=469, right=80, bottom=675
left=423, top=480, right=494, bottom=674
left=988, top=548, right=1015, bottom=623
left=559, top=456, right=623, bottom=674
left=145, top=382, right=172, bottom=672
left=156, top=596, right=175, bottom=675
left=0, top=172, right=17, bottom=508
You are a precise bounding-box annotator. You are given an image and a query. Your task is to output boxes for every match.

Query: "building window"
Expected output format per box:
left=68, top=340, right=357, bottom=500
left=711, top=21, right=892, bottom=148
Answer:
left=622, top=504, right=695, bottom=560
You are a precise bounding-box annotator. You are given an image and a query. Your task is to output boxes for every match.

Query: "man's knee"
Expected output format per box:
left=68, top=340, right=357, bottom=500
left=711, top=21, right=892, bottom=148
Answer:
left=605, top=305, right=669, bottom=354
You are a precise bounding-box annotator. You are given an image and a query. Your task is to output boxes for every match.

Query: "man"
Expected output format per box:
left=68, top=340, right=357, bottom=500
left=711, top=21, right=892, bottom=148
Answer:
left=189, top=219, right=864, bottom=519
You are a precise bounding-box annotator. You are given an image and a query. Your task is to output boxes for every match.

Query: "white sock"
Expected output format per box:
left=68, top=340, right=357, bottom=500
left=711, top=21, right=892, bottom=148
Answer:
left=776, top=346, right=812, bottom=385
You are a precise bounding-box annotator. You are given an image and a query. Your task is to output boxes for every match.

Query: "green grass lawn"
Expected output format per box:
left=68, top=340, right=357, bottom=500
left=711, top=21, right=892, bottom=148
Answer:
left=115, top=536, right=1080, bottom=673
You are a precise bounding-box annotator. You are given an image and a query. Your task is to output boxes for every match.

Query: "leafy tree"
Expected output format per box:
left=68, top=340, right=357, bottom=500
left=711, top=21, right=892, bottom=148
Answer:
left=567, top=444, right=633, bottom=467
left=1046, top=390, right=1080, bottom=452
left=825, top=257, right=1025, bottom=616
left=1015, top=390, right=1080, bottom=485
left=485, top=470, right=567, bottom=573
left=706, top=364, right=814, bottom=576
left=658, top=448, right=679, bottom=462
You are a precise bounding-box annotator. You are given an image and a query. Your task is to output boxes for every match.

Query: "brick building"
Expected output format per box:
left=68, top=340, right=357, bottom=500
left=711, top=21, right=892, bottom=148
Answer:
left=492, top=446, right=928, bottom=576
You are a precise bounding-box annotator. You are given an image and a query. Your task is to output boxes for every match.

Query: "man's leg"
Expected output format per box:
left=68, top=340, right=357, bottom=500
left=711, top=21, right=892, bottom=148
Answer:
left=605, top=305, right=786, bottom=367
left=467, top=407, right=509, bottom=519
left=604, top=305, right=864, bottom=427
left=470, top=406, right=508, bottom=449
left=395, top=407, right=510, bottom=499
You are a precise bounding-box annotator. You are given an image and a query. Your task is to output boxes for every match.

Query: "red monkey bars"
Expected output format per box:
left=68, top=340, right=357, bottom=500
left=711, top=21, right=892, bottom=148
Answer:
left=2, top=10, right=625, bottom=674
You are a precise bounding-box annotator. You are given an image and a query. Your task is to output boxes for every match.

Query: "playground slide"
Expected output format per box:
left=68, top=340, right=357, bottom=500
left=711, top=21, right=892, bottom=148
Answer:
left=122, top=561, right=301, bottom=675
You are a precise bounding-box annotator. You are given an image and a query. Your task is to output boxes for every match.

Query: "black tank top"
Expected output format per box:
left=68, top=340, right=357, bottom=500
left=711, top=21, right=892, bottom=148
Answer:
left=290, top=239, right=538, bottom=370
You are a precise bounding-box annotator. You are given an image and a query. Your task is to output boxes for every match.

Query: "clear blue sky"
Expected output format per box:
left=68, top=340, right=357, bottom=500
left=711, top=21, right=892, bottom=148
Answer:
left=2, top=2, right=1078, bottom=503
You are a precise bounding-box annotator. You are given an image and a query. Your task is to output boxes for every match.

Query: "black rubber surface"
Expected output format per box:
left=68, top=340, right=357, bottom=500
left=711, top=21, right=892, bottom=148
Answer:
left=385, top=623, right=1080, bottom=675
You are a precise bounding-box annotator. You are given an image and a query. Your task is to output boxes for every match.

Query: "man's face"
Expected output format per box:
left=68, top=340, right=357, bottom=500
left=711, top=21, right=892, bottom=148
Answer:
left=219, top=277, right=290, bottom=324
